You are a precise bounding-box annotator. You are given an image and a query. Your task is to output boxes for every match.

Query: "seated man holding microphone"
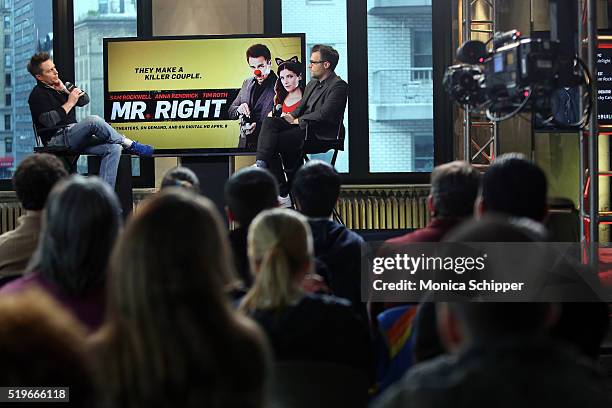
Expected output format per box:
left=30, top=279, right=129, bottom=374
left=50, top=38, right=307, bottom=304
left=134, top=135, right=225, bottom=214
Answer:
left=256, top=44, right=347, bottom=199
left=27, top=52, right=153, bottom=189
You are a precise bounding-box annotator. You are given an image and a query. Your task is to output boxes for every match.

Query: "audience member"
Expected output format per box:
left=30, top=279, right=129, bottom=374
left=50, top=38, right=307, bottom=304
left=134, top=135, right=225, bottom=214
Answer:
left=224, top=167, right=279, bottom=287
left=477, top=153, right=609, bottom=359
left=412, top=302, right=444, bottom=363
left=0, top=153, right=68, bottom=278
left=477, top=152, right=548, bottom=222
left=369, top=161, right=480, bottom=385
left=387, top=160, right=480, bottom=244
left=0, top=289, right=96, bottom=406
left=239, top=208, right=372, bottom=378
left=160, top=166, right=201, bottom=192
left=373, top=302, right=611, bottom=408
left=1, top=175, right=121, bottom=331
left=292, top=160, right=365, bottom=318
left=93, top=189, right=268, bottom=408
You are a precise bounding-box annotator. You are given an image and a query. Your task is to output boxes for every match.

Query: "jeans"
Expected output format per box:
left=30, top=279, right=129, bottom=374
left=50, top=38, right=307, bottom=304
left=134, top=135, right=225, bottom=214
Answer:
left=48, top=115, right=124, bottom=189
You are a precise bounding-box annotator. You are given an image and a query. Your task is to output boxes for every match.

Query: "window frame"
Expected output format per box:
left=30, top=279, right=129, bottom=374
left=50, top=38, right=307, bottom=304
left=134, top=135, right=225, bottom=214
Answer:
left=267, top=0, right=453, bottom=184
left=1, top=0, right=453, bottom=189
left=412, top=29, right=433, bottom=69
left=0, top=0, right=154, bottom=189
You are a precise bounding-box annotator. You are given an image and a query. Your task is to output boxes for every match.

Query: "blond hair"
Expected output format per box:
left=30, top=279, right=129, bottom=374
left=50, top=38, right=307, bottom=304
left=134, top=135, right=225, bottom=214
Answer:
left=240, top=208, right=313, bottom=312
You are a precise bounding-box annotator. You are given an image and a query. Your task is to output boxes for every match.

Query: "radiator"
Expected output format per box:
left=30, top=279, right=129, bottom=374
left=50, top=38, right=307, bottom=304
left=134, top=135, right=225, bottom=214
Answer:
left=1, top=187, right=431, bottom=235
left=337, top=186, right=430, bottom=230
left=0, top=201, right=25, bottom=235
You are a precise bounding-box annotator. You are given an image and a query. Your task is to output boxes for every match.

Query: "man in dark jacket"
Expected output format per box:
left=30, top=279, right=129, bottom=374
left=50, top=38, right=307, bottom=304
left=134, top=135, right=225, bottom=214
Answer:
left=292, top=160, right=365, bottom=319
left=373, top=302, right=611, bottom=408
left=224, top=167, right=279, bottom=287
left=477, top=153, right=609, bottom=360
left=228, top=44, right=277, bottom=149
left=27, top=52, right=153, bottom=188
left=386, top=161, right=480, bottom=245
left=256, top=44, right=347, bottom=197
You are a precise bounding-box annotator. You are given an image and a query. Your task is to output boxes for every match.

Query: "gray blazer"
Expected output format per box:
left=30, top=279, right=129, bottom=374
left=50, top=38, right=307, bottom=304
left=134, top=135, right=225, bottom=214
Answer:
left=293, top=72, right=348, bottom=142
left=228, top=73, right=277, bottom=148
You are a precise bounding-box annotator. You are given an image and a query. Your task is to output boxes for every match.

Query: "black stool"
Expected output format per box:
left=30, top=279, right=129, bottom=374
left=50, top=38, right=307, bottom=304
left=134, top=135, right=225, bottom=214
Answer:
left=32, top=124, right=134, bottom=217
left=282, top=121, right=345, bottom=222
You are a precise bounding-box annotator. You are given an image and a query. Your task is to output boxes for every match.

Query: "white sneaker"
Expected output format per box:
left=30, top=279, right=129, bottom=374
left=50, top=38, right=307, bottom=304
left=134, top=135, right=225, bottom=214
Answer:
left=278, top=194, right=293, bottom=208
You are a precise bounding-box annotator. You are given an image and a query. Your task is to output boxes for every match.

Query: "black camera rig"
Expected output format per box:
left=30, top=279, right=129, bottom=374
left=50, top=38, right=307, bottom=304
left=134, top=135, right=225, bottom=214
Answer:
left=444, top=29, right=592, bottom=127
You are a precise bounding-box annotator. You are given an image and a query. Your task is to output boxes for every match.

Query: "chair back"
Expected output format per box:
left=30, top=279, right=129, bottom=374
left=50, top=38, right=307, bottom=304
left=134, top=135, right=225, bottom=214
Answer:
left=267, top=361, right=369, bottom=408
left=32, top=123, right=43, bottom=148
left=304, top=119, right=345, bottom=155
left=31, top=123, right=81, bottom=173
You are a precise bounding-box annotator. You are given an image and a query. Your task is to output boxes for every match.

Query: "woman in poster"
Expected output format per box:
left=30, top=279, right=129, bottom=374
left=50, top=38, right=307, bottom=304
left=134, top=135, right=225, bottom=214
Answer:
left=270, top=57, right=305, bottom=116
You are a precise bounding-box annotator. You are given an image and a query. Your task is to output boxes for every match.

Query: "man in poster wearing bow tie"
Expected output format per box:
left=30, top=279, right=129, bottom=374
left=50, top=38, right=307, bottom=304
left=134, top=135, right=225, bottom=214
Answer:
left=229, top=43, right=277, bottom=149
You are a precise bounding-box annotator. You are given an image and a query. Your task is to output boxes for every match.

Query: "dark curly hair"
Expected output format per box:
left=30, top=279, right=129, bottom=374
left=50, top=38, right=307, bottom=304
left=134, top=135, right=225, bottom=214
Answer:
left=274, top=60, right=305, bottom=107
left=12, top=153, right=68, bottom=210
left=27, top=52, right=51, bottom=78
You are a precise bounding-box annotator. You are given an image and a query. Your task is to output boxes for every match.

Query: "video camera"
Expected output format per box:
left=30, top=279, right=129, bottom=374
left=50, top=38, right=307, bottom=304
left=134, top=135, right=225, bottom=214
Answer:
left=444, top=29, right=592, bottom=127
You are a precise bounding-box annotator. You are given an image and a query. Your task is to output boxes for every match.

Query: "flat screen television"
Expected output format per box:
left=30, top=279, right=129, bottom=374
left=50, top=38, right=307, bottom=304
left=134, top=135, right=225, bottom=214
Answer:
left=103, top=34, right=305, bottom=155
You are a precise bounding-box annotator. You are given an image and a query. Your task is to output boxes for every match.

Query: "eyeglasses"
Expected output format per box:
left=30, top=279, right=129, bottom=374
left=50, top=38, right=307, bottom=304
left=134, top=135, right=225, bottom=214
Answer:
left=309, top=60, right=327, bottom=65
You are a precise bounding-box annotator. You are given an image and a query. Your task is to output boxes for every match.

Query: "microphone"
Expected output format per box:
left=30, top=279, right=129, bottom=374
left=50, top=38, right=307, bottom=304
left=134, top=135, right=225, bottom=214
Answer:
left=272, top=104, right=282, bottom=117
left=64, top=81, right=75, bottom=92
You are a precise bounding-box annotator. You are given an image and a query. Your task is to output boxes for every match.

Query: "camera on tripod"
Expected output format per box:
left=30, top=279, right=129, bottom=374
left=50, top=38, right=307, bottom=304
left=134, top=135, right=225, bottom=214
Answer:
left=443, top=29, right=592, bottom=127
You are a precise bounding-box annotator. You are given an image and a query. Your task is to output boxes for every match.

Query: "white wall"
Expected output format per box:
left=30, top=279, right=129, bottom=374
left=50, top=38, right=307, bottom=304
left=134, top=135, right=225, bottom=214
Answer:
left=151, top=0, right=264, bottom=183
left=153, top=0, right=263, bottom=36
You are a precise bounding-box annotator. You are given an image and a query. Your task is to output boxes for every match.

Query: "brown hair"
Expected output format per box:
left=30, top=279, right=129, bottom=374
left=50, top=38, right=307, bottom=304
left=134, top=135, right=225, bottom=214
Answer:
left=274, top=59, right=305, bottom=106
left=27, top=52, right=51, bottom=77
left=0, top=289, right=96, bottom=406
left=97, top=189, right=268, bottom=408
left=311, top=44, right=340, bottom=70
left=246, top=43, right=271, bottom=62
left=430, top=160, right=480, bottom=218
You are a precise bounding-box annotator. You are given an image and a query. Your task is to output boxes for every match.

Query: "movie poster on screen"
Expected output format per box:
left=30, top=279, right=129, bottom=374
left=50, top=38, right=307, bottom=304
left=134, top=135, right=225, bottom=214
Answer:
left=104, top=35, right=303, bottom=151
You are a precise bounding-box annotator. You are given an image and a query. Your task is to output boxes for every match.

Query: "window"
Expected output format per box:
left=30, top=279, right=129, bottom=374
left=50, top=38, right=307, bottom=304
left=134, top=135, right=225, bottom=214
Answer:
left=73, top=0, right=139, bottom=175
left=414, top=133, right=434, bottom=172
left=413, top=30, right=432, bottom=67
left=0, top=0, right=52, bottom=181
left=367, top=7, right=433, bottom=173
left=4, top=136, right=11, bottom=153
left=412, top=30, right=432, bottom=82
left=282, top=0, right=348, bottom=172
